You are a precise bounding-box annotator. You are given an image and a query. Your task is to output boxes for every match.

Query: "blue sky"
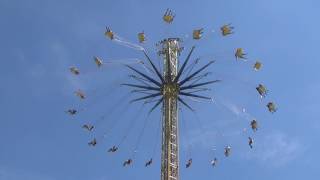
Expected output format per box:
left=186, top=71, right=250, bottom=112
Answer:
left=1, top=0, right=320, bottom=179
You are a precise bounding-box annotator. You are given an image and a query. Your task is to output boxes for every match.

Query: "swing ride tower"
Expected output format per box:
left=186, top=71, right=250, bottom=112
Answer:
left=122, top=36, right=219, bottom=179
left=68, top=8, right=278, bottom=180
left=159, top=38, right=181, bottom=180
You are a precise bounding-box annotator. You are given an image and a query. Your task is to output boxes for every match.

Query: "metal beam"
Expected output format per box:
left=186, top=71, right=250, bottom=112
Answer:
left=121, top=83, right=160, bottom=91
left=143, top=51, right=164, bottom=83
left=180, top=80, right=220, bottom=90
left=179, top=60, right=215, bottom=86
left=178, top=97, right=194, bottom=112
left=148, top=97, right=164, bottom=114
left=130, top=93, right=162, bottom=103
left=166, top=50, right=172, bottom=83
left=179, top=92, right=212, bottom=100
left=126, top=65, right=162, bottom=87
left=182, top=88, right=211, bottom=94
left=174, top=46, right=195, bottom=83
left=184, top=58, right=200, bottom=78
left=129, top=75, right=153, bottom=86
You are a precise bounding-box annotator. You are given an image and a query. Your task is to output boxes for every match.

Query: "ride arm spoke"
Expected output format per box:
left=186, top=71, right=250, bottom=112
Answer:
left=178, top=97, right=195, bottom=112
left=187, top=72, right=212, bottom=85
left=183, top=88, right=211, bottom=94
left=129, top=75, right=153, bottom=86
left=183, top=58, right=200, bottom=80
left=131, top=90, right=155, bottom=95
left=121, top=83, right=160, bottom=91
left=179, top=60, right=215, bottom=86
left=143, top=51, right=164, bottom=83
left=148, top=98, right=164, bottom=114
left=126, top=65, right=162, bottom=87
left=179, top=92, right=212, bottom=100
left=144, top=97, right=162, bottom=104
left=130, top=93, right=162, bottom=103
left=174, top=46, right=195, bottom=83
left=180, top=80, right=221, bottom=90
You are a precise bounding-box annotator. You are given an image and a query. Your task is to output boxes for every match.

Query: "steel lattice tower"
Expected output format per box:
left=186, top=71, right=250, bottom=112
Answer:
left=124, top=37, right=218, bottom=180
left=69, top=14, right=276, bottom=180
left=160, top=38, right=181, bottom=180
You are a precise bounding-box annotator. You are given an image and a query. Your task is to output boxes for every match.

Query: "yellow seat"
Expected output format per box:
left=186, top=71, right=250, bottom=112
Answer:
left=75, top=90, right=85, bottom=99
left=267, top=102, right=277, bottom=113
left=193, top=29, right=203, bottom=40
left=163, top=15, right=174, bottom=23
left=256, top=84, right=267, bottom=97
left=254, top=61, right=262, bottom=71
left=235, top=48, right=247, bottom=59
left=138, top=32, right=146, bottom=43
left=70, top=67, right=80, bottom=75
left=251, top=120, right=258, bottom=131
left=94, top=56, right=103, bottom=67
left=105, top=27, right=114, bottom=40
left=163, top=9, right=175, bottom=23
left=221, top=24, right=234, bottom=36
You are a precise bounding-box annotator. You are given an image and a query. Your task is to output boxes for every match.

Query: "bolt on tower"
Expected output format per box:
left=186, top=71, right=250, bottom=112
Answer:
left=159, top=38, right=182, bottom=180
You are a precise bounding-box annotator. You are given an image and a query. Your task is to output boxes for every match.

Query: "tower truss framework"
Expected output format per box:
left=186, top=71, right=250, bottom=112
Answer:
left=160, top=38, right=181, bottom=180
left=123, top=37, right=218, bottom=180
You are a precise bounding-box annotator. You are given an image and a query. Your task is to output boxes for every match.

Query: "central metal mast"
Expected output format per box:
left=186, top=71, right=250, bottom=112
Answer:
left=159, top=38, right=182, bottom=180
left=123, top=37, right=218, bottom=179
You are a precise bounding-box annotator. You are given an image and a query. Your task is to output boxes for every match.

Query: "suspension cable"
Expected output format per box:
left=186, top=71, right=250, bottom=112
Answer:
left=92, top=92, right=132, bottom=127
left=77, top=76, right=127, bottom=113
left=116, top=105, right=145, bottom=148
left=180, top=108, right=192, bottom=159
left=152, top=113, right=162, bottom=158
left=183, top=58, right=200, bottom=80
left=131, top=113, right=151, bottom=158
left=96, top=96, right=133, bottom=142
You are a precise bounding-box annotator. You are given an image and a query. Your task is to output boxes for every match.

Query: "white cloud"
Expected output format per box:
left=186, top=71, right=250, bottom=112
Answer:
left=182, top=125, right=304, bottom=168
left=244, top=132, right=304, bottom=167
left=183, top=128, right=221, bottom=149
left=181, top=125, right=246, bottom=151
left=0, top=167, right=55, bottom=180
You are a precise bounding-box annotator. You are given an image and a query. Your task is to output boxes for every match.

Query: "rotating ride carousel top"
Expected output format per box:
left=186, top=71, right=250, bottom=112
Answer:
left=65, top=8, right=278, bottom=175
